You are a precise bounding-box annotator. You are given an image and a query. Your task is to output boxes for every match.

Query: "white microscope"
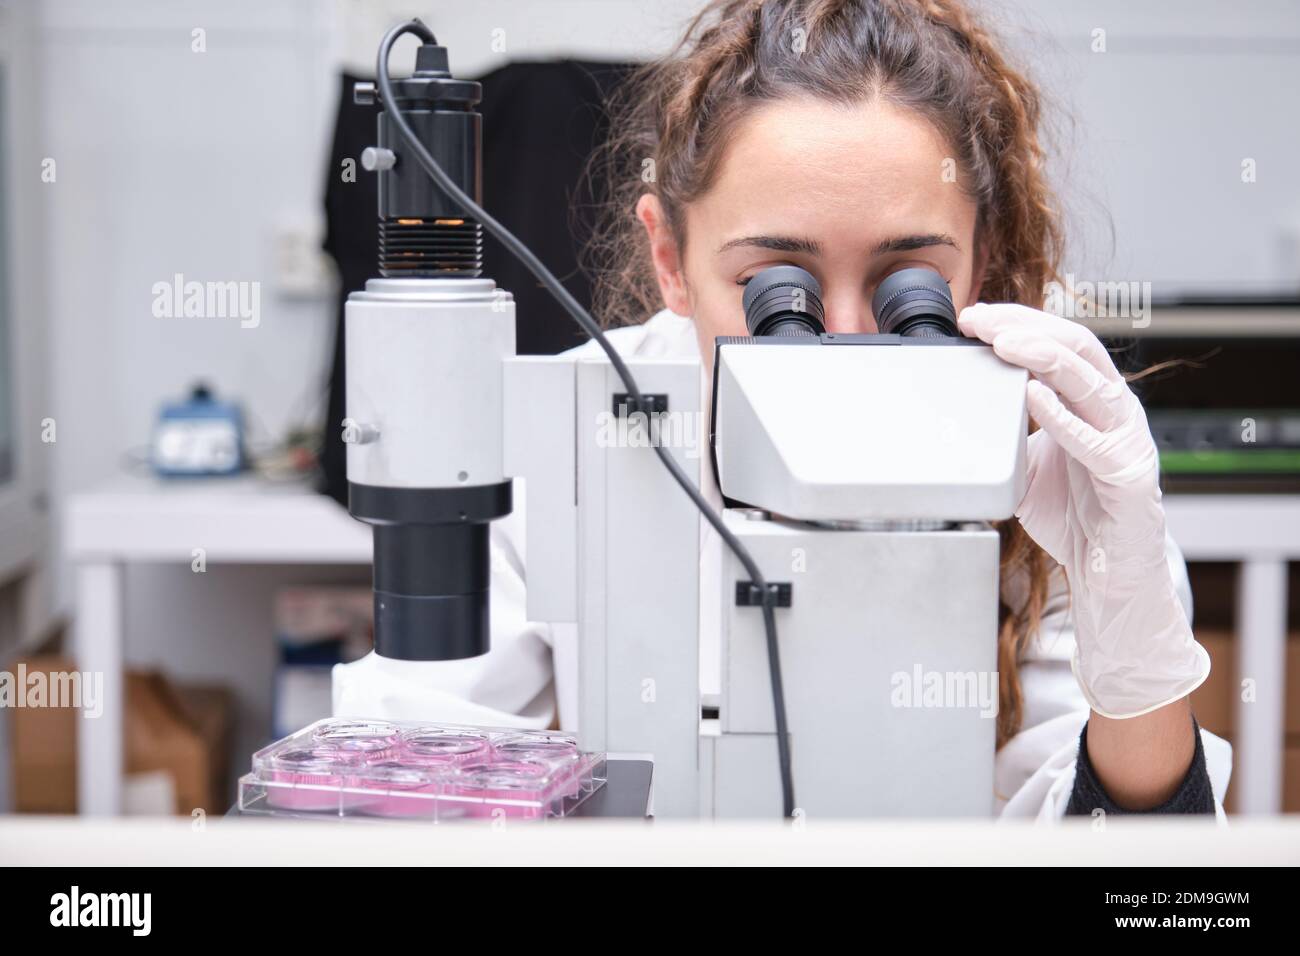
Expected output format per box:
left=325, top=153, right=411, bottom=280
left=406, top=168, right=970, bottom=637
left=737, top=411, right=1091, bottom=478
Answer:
left=344, top=20, right=1027, bottom=820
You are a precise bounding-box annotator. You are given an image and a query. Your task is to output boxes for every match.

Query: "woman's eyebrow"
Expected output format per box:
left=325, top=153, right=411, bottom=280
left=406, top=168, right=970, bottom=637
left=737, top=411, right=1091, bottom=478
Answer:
left=716, top=233, right=958, bottom=256
left=873, top=233, right=959, bottom=254
left=716, top=234, right=821, bottom=255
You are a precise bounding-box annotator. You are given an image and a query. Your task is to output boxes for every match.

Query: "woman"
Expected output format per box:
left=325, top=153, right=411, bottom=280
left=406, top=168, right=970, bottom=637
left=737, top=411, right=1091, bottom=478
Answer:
left=336, top=0, right=1231, bottom=819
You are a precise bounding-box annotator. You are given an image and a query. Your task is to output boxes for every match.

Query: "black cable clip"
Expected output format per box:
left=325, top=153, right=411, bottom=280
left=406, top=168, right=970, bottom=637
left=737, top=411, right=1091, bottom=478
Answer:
left=735, top=581, right=792, bottom=608
left=612, top=393, right=668, bottom=418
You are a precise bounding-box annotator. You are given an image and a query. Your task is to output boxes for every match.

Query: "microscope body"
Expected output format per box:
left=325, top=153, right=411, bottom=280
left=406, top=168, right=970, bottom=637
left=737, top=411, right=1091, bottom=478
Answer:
left=706, top=335, right=1027, bottom=816
left=505, top=334, right=1027, bottom=818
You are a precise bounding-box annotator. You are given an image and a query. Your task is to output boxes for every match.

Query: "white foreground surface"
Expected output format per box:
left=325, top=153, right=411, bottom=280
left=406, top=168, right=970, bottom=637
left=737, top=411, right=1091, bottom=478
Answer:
left=2, top=816, right=1298, bottom=866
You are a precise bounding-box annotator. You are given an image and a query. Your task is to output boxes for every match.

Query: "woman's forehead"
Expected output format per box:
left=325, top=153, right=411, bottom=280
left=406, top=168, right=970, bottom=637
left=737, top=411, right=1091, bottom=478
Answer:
left=689, top=96, right=977, bottom=254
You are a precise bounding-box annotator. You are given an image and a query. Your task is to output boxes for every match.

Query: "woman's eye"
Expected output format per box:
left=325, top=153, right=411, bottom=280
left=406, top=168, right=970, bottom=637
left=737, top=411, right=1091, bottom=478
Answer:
left=737, top=262, right=799, bottom=287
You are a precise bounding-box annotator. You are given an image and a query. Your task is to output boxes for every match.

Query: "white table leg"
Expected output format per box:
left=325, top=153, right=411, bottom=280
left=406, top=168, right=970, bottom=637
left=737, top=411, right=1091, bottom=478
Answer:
left=73, top=561, right=123, bottom=816
left=1234, top=558, right=1287, bottom=815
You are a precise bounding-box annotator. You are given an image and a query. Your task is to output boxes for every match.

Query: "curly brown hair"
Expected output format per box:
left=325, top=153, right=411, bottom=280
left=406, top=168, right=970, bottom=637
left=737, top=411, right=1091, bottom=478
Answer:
left=582, top=0, right=1063, bottom=746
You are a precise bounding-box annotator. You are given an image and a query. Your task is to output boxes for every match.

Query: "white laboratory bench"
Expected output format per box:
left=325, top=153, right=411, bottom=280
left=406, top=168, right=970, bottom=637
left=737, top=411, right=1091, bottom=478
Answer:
left=3, top=815, right=1298, bottom=865
left=64, top=475, right=1300, bottom=816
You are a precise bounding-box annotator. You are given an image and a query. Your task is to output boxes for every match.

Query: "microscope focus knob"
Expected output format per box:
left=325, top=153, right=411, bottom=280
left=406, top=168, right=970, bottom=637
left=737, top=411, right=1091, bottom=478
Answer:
left=361, top=146, right=397, bottom=172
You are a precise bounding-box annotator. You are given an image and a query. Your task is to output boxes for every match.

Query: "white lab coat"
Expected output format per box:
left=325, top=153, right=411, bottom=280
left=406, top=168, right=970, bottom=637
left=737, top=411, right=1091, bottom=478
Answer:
left=334, top=308, right=1234, bottom=820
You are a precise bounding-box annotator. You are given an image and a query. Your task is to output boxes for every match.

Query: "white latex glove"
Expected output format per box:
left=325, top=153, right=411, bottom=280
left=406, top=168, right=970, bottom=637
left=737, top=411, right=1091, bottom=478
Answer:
left=958, top=302, right=1210, bottom=719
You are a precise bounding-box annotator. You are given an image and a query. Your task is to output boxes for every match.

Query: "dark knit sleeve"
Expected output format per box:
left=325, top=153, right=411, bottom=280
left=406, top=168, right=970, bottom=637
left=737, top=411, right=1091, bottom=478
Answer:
left=1065, top=716, right=1215, bottom=816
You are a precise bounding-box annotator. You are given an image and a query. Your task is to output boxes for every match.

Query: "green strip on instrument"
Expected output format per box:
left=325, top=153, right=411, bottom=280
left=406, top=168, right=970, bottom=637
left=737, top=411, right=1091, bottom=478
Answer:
left=1159, top=449, right=1300, bottom=474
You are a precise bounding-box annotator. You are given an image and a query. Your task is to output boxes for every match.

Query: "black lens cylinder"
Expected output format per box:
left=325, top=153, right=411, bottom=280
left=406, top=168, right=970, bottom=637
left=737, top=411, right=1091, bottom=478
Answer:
left=371, top=523, right=490, bottom=661
left=742, top=265, right=826, bottom=336
left=368, top=43, right=484, bottom=277
left=872, top=268, right=959, bottom=338
left=376, top=106, right=480, bottom=221
left=349, top=481, right=512, bottom=661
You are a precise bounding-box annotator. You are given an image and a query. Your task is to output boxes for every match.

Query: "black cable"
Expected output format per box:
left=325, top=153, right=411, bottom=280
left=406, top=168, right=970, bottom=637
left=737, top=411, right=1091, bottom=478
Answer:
left=376, top=19, right=795, bottom=818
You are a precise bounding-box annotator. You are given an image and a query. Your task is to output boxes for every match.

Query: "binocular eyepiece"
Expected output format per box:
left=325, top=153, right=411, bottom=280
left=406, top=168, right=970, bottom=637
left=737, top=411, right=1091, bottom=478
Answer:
left=872, top=268, right=960, bottom=338
left=741, top=264, right=961, bottom=338
left=742, top=265, right=827, bottom=336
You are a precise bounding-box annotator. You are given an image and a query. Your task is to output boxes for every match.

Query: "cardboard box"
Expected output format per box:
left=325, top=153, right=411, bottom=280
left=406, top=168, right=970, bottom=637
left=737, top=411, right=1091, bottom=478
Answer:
left=1189, top=631, right=1300, bottom=736
left=125, top=671, right=233, bottom=815
left=9, top=658, right=233, bottom=815
left=1186, top=563, right=1237, bottom=630
left=1286, top=744, right=1300, bottom=814
left=1287, top=633, right=1300, bottom=737
left=178, top=685, right=234, bottom=809
left=1190, top=629, right=1235, bottom=739
left=8, top=655, right=80, bottom=813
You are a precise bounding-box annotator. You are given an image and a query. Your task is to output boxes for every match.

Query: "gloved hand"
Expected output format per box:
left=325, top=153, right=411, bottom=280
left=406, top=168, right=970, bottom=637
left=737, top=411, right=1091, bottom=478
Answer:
left=958, top=302, right=1210, bottom=719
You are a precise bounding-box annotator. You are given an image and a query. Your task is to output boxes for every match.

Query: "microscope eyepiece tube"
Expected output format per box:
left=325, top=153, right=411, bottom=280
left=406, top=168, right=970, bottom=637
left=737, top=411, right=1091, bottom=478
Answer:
left=871, top=267, right=960, bottom=338
left=742, top=265, right=826, bottom=336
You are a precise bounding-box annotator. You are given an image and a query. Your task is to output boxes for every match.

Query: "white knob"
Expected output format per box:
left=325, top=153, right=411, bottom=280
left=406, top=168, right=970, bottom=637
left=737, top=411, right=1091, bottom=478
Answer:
left=361, top=147, right=396, bottom=172
left=341, top=418, right=381, bottom=444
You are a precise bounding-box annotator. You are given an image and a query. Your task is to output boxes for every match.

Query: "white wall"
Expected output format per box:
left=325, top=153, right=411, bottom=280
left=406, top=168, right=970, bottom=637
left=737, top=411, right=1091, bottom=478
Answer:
left=332, top=0, right=706, bottom=76
left=374, top=0, right=1300, bottom=295
left=40, top=0, right=338, bottom=527
left=1004, top=0, right=1300, bottom=296
left=356, top=0, right=1300, bottom=297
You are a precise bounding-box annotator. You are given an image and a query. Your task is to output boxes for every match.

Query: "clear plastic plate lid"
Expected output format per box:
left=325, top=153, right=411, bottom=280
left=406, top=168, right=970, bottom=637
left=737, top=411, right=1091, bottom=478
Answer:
left=239, top=717, right=607, bottom=822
